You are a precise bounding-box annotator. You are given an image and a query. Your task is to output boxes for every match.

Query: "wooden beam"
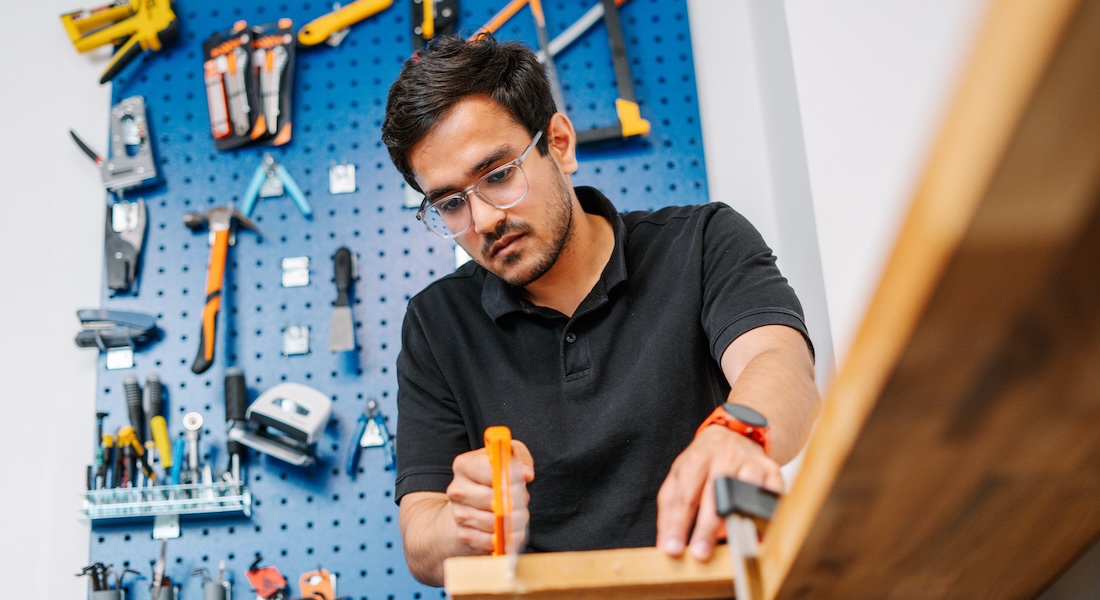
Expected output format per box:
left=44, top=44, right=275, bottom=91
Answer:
left=759, top=0, right=1100, bottom=597
left=445, top=546, right=736, bottom=599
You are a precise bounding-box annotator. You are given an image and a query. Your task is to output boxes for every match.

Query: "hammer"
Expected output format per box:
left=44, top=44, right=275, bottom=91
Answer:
left=184, top=206, right=260, bottom=374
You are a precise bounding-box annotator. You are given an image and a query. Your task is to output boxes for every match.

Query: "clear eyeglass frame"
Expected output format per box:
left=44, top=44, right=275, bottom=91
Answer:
left=415, top=130, right=544, bottom=239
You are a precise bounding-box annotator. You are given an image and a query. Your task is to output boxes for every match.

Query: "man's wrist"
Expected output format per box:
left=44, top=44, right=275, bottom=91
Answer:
left=695, top=403, right=770, bottom=455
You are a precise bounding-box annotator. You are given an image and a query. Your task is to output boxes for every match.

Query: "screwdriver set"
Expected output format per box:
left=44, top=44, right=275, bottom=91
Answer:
left=69, top=0, right=707, bottom=598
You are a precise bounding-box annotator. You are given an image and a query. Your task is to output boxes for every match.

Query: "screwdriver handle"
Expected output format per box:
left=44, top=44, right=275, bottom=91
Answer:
left=224, top=367, right=248, bottom=459
left=484, top=425, right=513, bottom=557
left=123, top=375, right=146, bottom=445
left=145, top=373, right=163, bottom=439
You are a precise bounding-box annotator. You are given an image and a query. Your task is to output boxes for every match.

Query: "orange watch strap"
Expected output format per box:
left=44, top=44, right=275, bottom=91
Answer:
left=695, top=403, right=770, bottom=455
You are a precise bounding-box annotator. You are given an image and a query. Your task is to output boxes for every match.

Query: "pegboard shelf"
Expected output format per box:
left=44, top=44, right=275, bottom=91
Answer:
left=85, top=0, right=707, bottom=597
left=83, top=482, right=252, bottom=521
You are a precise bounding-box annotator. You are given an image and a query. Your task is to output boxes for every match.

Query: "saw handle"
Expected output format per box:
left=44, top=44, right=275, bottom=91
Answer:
left=192, top=229, right=230, bottom=374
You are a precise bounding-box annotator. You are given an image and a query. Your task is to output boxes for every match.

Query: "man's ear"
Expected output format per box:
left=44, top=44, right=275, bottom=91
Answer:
left=545, top=112, right=578, bottom=175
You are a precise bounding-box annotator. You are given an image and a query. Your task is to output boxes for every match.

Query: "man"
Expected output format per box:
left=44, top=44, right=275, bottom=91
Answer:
left=381, top=34, right=819, bottom=587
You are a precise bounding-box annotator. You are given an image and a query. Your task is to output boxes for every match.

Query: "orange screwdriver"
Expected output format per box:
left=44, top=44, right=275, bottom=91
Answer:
left=484, top=426, right=514, bottom=563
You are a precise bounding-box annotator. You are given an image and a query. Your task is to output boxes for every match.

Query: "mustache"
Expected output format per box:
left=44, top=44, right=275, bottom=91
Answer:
left=481, top=221, right=526, bottom=257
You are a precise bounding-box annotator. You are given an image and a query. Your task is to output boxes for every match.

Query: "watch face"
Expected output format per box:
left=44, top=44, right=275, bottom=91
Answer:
left=723, top=403, right=768, bottom=428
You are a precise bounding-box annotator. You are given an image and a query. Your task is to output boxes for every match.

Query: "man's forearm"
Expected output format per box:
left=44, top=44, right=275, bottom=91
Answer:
left=398, top=492, right=480, bottom=586
left=721, top=326, right=820, bottom=465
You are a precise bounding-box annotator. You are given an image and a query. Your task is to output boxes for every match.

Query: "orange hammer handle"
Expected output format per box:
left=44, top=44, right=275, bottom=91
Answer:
left=191, top=229, right=229, bottom=374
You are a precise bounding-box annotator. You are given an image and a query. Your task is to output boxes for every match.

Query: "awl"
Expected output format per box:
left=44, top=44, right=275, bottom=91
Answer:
left=328, top=246, right=357, bottom=352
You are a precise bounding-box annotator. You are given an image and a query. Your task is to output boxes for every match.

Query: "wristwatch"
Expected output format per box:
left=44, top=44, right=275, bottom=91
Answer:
left=695, top=402, right=770, bottom=455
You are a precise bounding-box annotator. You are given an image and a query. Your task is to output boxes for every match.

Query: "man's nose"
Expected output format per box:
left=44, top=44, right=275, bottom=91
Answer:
left=468, top=193, right=507, bottom=235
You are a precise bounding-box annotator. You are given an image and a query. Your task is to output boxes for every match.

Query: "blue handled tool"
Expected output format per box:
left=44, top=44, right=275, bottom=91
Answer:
left=242, top=153, right=312, bottom=218
left=344, top=399, right=396, bottom=477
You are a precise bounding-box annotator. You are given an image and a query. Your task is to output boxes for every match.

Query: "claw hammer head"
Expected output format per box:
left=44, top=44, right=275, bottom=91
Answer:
left=183, top=205, right=262, bottom=237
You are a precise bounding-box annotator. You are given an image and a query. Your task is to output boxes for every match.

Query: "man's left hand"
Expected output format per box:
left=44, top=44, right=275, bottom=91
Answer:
left=655, top=425, right=785, bottom=561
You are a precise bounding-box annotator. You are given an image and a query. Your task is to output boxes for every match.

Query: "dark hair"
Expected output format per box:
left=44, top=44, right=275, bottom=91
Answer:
left=381, top=34, right=556, bottom=192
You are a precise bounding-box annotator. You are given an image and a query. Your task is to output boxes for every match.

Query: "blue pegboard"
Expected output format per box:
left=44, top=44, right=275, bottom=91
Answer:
left=87, top=0, right=707, bottom=598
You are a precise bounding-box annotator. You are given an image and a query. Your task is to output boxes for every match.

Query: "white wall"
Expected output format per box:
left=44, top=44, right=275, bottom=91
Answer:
left=785, top=0, right=987, bottom=363
left=1, top=1, right=108, bottom=598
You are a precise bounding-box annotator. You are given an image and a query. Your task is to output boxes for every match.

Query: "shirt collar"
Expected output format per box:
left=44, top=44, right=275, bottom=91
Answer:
left=481, top=186, right=628, bottom=321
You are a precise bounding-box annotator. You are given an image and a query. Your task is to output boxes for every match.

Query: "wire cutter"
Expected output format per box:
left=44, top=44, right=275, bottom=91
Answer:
left=242, top=153, right=312, bottom=218
left=345, top=399, right=396, bottom=477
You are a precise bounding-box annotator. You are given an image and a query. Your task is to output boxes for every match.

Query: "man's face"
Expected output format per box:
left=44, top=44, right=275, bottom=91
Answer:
left=409, top=96, right=575, bottom=287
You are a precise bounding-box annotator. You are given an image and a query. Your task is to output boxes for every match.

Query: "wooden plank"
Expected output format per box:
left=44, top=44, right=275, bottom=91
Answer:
left=760, top=0, right=1100, bottom=597
left=445, top=546, right=736, bottom=599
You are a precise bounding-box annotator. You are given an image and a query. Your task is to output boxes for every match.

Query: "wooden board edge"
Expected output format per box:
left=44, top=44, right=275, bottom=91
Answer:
left=445, top=545, right=737, bottom=599
left=756, top=0, right=1084, bottom=597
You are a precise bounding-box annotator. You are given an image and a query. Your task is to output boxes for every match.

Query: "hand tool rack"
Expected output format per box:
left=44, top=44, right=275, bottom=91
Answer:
left=83, top=483, right=252, bottom=521
left=84, top=0, right=708, bottom=598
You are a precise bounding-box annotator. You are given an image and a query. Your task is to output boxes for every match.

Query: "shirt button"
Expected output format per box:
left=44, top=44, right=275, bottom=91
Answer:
left=565, top=333, right=577, bottom=343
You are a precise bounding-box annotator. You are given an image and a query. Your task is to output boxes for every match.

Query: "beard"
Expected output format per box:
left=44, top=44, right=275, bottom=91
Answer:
left=480, top=166, right=575, bottom=288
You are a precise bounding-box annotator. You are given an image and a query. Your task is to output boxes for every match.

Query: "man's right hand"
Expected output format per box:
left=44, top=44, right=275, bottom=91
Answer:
left=447, top=440, right=536, bottom=553
left=398, top=440, right=535, bottom=586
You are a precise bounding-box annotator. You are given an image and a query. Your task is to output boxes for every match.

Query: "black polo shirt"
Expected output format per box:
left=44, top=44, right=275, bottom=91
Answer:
left=395, top=187, right=810, bottom=552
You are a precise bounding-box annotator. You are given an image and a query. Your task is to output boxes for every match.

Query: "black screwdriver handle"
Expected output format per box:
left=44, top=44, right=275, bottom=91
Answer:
left=145, top=373, right=163, bottom=430
left=123, top=375, right=146, bottom=445
left=333, top=247, right=353, bottom=308
left=224, top=367, right=248, bottom=458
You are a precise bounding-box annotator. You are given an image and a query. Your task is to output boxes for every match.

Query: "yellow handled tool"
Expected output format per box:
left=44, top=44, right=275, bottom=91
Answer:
left=297, top=0, right=393, bottom=46
left=60, top=0, right=178, bottom=83
left=118, top=425, right=157, bottom=481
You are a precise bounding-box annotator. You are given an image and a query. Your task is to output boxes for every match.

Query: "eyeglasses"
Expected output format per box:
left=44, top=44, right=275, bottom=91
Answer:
left=416, top=130, right=544, bottom=238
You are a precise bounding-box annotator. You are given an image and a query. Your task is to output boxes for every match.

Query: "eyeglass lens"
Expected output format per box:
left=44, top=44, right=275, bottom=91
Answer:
left=422, top=162, right=529, bottom=237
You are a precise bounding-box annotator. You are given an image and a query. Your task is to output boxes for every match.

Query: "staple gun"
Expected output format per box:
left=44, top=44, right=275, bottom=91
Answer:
left=60, top=0, right=179, bottom=83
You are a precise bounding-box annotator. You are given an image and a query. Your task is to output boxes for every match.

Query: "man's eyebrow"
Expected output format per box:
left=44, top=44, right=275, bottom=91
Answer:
left=423, top=144, right=513, bottom=203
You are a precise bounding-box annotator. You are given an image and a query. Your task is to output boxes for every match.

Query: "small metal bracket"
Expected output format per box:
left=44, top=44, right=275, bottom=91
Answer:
left=106, top=345, right=135, bottom=369
left=329, top=160, right=356, bottom=194
left=281, top=256, right=310, bottom=287
left=283, top=325, right=310, bottom=356
left=153, top=514, right=181, bottom=539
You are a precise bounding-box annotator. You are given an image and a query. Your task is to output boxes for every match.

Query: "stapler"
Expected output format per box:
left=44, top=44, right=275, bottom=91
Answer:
left=75, top=308, right=159, bottom=369
left=227, top=383, right=332, bottom=467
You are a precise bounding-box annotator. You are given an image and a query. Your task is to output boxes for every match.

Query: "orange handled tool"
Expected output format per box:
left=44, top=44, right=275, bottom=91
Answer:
left=484, top=426, right=513, bottom=557
left=184, top=206, right=260, bottom=374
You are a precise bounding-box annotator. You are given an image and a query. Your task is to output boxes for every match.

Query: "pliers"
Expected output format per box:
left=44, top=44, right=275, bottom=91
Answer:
left=344, top=399, right=396, bottom=477
left=242, top=153, right=312, bottom=218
